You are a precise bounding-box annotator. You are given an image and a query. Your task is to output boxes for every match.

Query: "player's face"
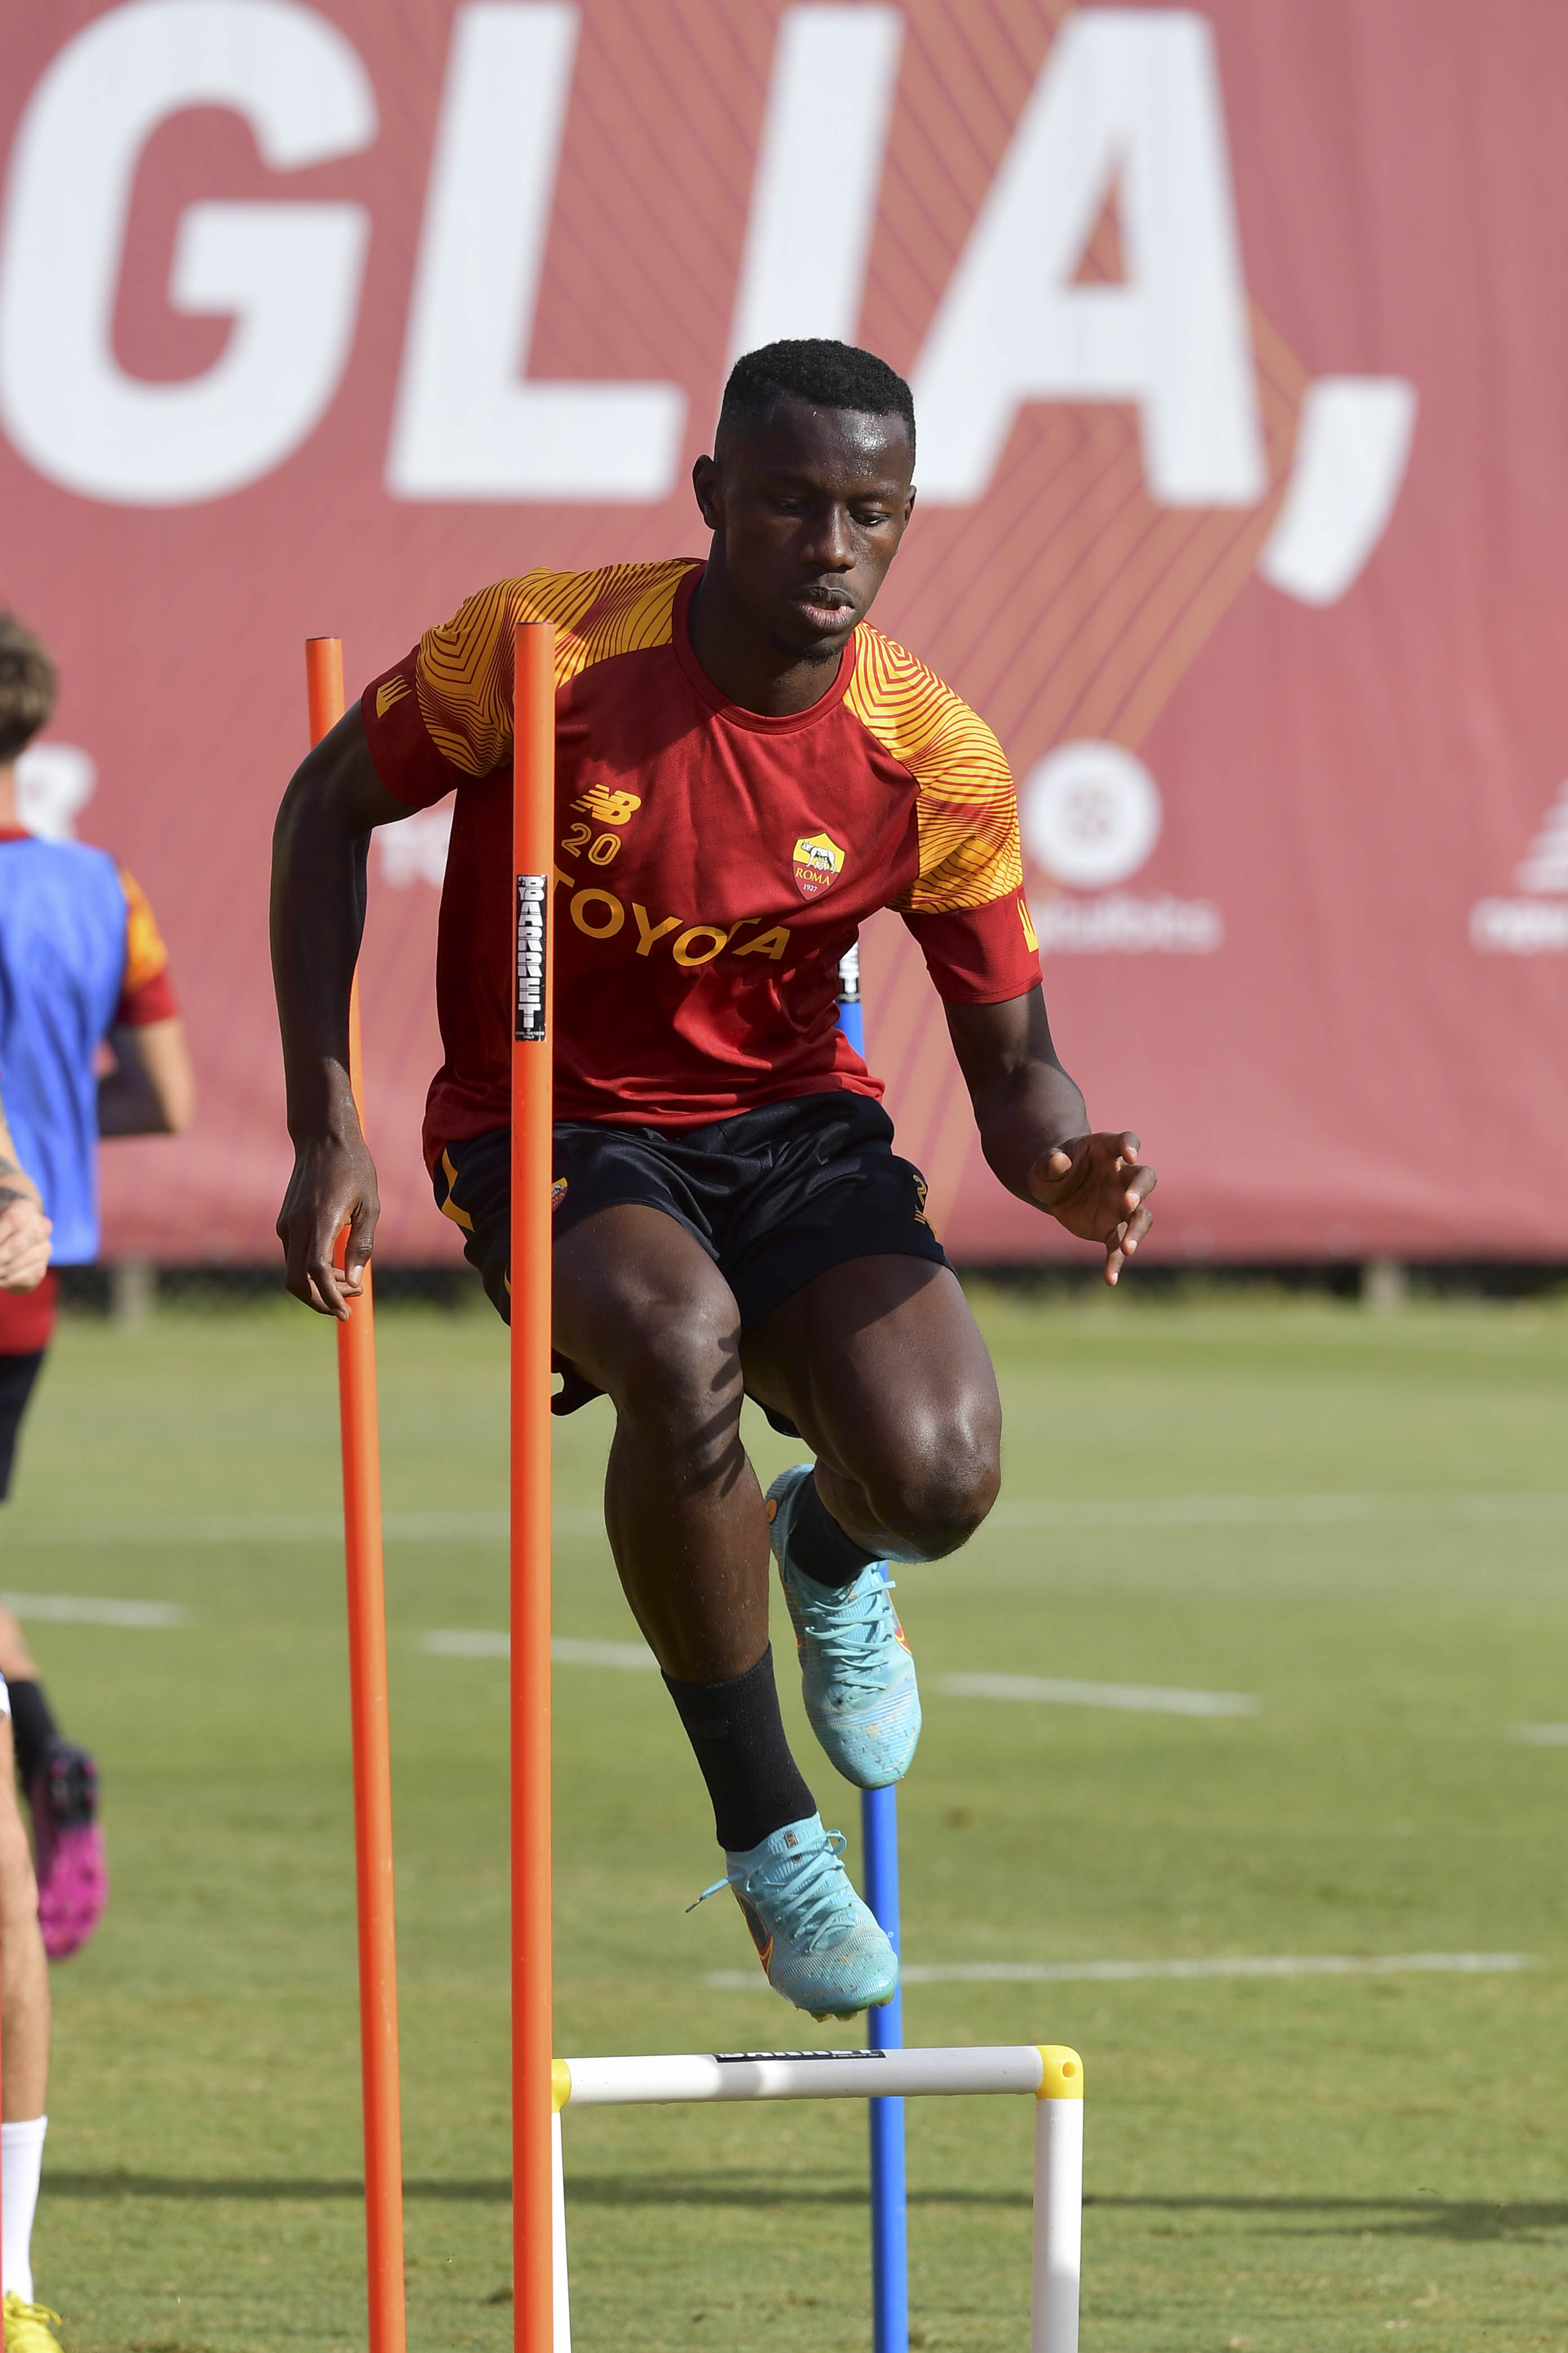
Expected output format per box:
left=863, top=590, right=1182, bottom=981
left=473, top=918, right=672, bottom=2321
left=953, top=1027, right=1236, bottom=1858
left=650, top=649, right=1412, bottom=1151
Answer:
left=694, top=398, right=917, bottom=662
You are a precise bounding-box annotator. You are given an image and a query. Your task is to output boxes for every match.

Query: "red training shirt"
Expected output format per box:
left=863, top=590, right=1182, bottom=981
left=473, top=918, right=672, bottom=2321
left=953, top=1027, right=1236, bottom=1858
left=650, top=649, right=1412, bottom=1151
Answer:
left=362, top=561, right=1040, bottom=1168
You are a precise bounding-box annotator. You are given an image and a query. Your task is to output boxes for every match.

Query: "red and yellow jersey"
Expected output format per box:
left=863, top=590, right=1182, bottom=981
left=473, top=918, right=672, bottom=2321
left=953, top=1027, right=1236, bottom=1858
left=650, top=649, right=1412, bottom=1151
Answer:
left=117, top=866, right=178, bottom=1027
left=362, top=561, right=1039, bottom=1158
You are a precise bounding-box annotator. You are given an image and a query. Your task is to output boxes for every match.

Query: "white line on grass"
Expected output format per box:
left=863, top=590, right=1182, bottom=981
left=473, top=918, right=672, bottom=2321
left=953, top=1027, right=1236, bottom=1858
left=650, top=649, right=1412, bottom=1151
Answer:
left=424, top=1634, right=1249, bottom=1710
left=0, top=1590, right=186, bottom=1628
left=551, top=1637, right=657, bottom=1669
left=989, top=1492, right=1568, bottom=1530
left=933, top=1673, right=1257, bottom=1716
left=12, top=1493, right=1568, bottom=1544
left=1509, top=1724, right=1568, bottom=1746
left=705, top=1951, right=1536, bottom=1991
left=422, top=1631, right=656, bottom=1669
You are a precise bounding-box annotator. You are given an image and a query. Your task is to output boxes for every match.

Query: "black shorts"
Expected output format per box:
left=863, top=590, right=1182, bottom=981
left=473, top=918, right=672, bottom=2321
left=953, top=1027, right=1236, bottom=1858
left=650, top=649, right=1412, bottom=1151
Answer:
left=434, top=1094, right=947, bottom=1419
left=0, top=1351, right=45, bottom=1502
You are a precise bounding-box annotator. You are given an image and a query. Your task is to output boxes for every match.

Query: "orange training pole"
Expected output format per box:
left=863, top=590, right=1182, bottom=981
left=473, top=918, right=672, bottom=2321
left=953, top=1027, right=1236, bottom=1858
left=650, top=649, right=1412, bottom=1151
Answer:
left=511, top=622, right=556, bottom=2352
left=307, top=636, right=408, bottom=2353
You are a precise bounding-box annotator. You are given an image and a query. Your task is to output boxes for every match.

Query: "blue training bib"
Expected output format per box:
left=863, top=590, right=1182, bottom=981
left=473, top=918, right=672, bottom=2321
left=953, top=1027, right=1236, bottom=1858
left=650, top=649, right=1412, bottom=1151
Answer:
left=0, top=837, right=128, bottom=1264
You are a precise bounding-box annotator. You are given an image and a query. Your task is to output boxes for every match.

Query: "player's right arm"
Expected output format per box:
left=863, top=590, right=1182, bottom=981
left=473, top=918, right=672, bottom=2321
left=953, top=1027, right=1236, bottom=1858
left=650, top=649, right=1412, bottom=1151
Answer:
left=0, top=1086, right=51, bottom=1293
left=271, top=703, right=410, bottom=1318
left=274, top=573, right=577, bottom=1312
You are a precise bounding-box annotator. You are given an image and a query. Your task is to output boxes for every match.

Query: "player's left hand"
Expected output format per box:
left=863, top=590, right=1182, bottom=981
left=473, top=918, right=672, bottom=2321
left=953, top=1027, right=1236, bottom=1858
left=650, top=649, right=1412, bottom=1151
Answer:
left=0, top=1196, right=52, bottom=1293
left=1027, top=1131, right=1155, bottom=1286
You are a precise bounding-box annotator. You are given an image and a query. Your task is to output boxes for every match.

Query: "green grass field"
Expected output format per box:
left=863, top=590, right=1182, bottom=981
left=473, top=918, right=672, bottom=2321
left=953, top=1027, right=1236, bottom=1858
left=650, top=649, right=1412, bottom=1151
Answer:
left=6, top=1284, right=1568, bottom=2351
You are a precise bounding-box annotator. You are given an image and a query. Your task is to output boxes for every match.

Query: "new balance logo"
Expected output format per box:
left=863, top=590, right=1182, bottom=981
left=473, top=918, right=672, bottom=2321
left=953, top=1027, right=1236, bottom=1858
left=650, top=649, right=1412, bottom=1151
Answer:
left=573, top=785, right=642, bottom=826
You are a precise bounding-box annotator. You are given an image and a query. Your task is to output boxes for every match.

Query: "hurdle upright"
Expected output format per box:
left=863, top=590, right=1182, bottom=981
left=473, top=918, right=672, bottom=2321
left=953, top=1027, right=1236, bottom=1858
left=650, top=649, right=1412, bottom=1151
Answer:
left=306, top=638, right=407, bottom=2353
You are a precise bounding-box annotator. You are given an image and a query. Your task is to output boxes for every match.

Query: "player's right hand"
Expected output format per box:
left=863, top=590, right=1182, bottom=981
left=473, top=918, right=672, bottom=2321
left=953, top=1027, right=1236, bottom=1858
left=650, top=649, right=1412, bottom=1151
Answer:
left=0, top=1196, right=52, bottom=1293
left=276, top=1130, right=381, bottom=1318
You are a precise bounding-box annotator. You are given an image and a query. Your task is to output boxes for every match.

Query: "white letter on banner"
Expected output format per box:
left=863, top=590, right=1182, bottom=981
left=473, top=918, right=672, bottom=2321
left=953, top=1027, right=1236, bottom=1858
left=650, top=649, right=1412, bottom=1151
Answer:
left=912, top=10, right=1265, bottom=507
left=0, top=0, right=375, bottom=506
left=1257, top=377, right=1417, bottom=606
left=727, top=6, right=903, bottom=360
left=388, top=2, right=685, bottom=501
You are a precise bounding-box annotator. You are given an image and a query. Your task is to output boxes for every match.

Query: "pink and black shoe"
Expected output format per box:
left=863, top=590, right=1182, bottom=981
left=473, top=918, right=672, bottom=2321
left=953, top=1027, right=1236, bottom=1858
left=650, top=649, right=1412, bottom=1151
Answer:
left=29, top=1741, right=108, bottom=1960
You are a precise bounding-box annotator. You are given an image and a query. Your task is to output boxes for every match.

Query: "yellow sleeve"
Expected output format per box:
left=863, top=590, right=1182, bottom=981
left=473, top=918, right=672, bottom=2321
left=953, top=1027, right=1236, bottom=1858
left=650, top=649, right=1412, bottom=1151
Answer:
left=412, top=572, right=604, bottom=778
left=119, top=866, right=171, bottom=996
left=846, top=628, right=1023, bottom=912
left=412, top=560, right=696, bottom=778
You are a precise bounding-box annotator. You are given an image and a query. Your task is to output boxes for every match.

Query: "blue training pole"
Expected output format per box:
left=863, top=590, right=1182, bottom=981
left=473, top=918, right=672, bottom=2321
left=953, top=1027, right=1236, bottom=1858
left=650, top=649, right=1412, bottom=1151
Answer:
left=836, top=944, right=910, bottom=2353
left=863, top=1781, right=909, bottom=2353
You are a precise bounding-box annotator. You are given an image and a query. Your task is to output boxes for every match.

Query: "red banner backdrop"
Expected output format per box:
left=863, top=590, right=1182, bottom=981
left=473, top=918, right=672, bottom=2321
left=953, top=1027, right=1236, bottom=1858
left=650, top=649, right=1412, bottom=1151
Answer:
left=2, top=0, right=1564, bottom=1266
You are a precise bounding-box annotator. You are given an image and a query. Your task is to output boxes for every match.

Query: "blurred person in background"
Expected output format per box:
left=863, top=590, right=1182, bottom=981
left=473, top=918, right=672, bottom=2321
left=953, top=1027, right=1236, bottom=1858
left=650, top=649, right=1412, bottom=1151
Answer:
left=0, top=614, right=195, bottom=1964
left=0, top=1084, right=70, bottom=2350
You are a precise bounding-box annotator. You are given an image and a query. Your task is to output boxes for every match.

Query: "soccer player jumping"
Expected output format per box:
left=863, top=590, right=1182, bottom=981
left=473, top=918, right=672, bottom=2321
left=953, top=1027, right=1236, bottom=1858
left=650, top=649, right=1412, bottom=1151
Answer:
left=272, top=342, right=1155, bottom=2022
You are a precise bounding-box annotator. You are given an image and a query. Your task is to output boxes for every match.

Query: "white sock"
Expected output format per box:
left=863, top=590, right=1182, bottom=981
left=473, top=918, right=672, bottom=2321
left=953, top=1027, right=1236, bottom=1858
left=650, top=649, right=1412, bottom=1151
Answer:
left=2, top=2116, right=47, bottom=2303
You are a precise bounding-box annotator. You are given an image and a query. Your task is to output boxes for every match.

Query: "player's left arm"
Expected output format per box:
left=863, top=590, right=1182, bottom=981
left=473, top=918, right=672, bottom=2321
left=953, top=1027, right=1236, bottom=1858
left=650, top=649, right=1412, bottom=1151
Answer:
left=0, top=1085, right=51, bottom=1291
left=945, top=986, right=1155, bottom=1287
left=99, top=1017, right=196, bottom=1137
left=880, top=664, right=1154, bottom=1280
left=99, top=866, right=196, bottom=1137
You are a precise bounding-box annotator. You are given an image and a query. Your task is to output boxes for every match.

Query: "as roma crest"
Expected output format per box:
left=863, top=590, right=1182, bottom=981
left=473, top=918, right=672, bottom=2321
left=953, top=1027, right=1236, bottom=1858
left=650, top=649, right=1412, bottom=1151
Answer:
left=792, top=831, right=846, bottom=899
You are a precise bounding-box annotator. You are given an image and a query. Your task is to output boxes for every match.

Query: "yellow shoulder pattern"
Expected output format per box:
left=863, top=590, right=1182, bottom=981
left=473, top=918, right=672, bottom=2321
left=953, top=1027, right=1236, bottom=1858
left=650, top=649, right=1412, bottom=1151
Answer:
left=846, top=627, right=1021, bottom=912
left=414, top=560, right=693, bottom=777
left=118, top=866, right=171, bottom=995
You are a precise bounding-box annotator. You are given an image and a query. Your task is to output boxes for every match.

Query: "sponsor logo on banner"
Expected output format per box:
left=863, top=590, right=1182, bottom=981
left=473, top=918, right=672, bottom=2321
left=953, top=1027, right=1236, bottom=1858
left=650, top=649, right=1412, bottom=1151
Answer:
left=1470, top=782, right=1568, bottom=953
left=1021, top=743, right=1222, bottom=955
left=1033, top=892, right=1225, bottom=955
left=792, top=832, right=846, bottom=899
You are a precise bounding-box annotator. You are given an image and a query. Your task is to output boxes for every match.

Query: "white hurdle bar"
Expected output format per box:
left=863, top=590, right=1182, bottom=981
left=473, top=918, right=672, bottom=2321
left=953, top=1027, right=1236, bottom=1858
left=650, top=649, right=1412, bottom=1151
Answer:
left=548, top=2042, right=1084, bottom=2353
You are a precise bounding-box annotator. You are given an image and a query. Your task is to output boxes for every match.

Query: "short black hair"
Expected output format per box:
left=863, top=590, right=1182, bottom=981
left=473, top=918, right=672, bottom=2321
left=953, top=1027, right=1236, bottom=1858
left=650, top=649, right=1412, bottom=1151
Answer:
left=718, top=339, right=915, bottom=461
left=0, top=614, right=55, bottom=764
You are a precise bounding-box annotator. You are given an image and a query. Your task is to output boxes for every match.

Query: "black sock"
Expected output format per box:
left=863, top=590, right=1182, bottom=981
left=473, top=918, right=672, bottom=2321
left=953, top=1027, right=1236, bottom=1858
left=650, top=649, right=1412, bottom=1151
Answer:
left=7, top=1678, right=59, bottom=1785
left=789, top=1475, right=883, bottom=1587
left=663, top=1646, right=815, bottom=1854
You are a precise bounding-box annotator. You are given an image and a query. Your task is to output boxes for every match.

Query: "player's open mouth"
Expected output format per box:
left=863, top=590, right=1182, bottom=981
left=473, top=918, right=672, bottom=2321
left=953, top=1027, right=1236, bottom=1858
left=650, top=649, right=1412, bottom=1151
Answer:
left=791, top=591, right=857, bottom=633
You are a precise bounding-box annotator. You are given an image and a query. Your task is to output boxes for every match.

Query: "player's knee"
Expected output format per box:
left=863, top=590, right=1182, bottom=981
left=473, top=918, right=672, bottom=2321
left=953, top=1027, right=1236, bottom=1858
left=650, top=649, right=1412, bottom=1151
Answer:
left=610, top=1296, right=743, bottom=1443
left=868, top=1427, right=1000, bottom=1560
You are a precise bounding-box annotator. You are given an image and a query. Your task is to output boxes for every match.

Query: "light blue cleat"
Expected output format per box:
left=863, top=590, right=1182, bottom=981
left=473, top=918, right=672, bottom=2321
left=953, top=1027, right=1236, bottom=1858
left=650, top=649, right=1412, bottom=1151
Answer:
left=695, top=1813, right=898, bottom=2020
left=766, top=1464, right=922, bottom=1789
